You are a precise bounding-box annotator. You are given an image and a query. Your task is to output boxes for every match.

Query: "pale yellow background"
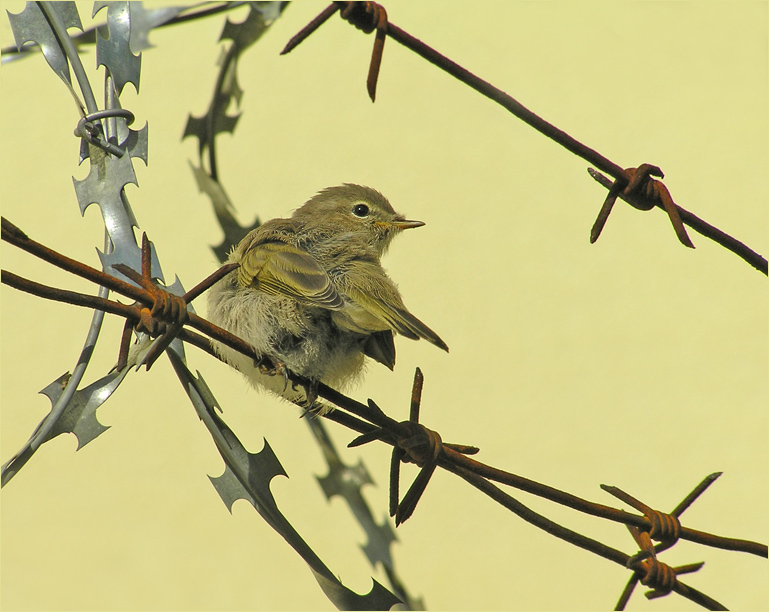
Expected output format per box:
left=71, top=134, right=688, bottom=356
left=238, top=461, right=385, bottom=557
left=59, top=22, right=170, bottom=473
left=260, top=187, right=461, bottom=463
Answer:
left=1, top=2, right=767, bottom=610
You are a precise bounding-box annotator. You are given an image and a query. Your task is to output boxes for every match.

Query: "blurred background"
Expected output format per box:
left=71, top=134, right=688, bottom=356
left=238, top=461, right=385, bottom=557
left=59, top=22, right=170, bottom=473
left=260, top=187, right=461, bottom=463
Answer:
left=2, top=1, right=767, bottom=610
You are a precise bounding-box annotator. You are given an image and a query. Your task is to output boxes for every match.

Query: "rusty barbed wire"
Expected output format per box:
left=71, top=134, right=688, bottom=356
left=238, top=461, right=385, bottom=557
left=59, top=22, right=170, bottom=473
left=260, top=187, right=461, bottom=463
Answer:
left=602, top=482, right=710, bottom=609
left=587, top=167, right=765, bottom=273
left=348, top=368, right=480, bottom=525
left=3, top=218, right=765, bottom=610
left=589, top=164, right=693, bottom=248
left=281, top=1, right=768, bottom=275
left=328, top=363, right=766, bottom=557
left=4, top=3, right=766, bottom=609
left=0, top=217, right=248, bottom=370
left=282, top=1, right=388, bottom=101
left=278, top=372, right=766, bottom=611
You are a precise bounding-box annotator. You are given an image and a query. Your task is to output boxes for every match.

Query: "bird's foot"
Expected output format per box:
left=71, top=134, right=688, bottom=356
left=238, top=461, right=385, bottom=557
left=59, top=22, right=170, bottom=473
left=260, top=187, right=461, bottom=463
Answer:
left=298, top=379, right=331, bottom=417
left=257, top=358, right=291, bottom=392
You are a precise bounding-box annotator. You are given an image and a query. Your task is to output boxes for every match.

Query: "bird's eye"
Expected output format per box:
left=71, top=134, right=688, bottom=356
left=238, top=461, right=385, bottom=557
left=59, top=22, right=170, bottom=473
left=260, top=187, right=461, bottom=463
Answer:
left=352, top=203, right=370, bottom=218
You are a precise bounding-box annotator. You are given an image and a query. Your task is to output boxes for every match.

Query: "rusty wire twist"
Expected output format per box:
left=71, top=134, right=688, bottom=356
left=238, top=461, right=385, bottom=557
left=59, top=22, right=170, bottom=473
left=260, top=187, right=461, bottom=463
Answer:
left=350, top=367, right=479, bottom=525
left=111, top=234, right=190, bottom=370
left=604, top=484, right=682, bottom=549
left=338, top=1, right=387, bottom=34
left=625, top=524, right=705, bottom=602
left=601, top=482, right=718, bottom=609
left=0, top=217, right=243, bottom=372
left=590, top=163, right=694, bottom=248
left=282, top=1, right=388, bottom=101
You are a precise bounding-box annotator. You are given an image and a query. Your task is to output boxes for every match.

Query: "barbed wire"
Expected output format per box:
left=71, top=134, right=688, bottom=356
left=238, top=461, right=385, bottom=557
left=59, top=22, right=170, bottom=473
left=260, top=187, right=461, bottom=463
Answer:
left=280, top=1, right=768, bottom=276
left=2, top=1, right=766, bottom=610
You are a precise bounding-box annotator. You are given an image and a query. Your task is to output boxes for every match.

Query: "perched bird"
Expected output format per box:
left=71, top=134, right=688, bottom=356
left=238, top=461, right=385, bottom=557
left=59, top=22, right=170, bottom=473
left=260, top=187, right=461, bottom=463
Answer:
left=206, top=184, right=448, bottom=407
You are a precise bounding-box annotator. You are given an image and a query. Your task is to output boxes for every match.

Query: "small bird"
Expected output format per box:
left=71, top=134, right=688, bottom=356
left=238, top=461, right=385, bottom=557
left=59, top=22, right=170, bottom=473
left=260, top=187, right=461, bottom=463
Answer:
left=206, top=184, right=448, bottom=408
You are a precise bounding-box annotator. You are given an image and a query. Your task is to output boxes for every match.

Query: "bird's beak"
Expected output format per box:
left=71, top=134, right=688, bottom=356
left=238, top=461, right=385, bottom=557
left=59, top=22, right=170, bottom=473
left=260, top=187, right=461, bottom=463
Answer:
left=378, top=219, right=425, bottom=230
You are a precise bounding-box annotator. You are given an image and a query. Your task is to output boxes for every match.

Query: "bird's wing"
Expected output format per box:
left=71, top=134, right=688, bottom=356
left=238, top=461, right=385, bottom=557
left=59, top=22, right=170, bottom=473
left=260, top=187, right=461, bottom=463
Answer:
left=363, top=330, right=396, bottom=370
left=339, top=263, right=449, bottom=352
left=238, top=240, right=344, bottom=310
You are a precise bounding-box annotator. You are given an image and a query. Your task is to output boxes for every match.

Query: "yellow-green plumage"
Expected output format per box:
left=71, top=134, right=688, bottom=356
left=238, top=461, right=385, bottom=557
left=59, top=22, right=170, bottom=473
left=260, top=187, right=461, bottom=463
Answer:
left=207, top=184, right=447, bottom=405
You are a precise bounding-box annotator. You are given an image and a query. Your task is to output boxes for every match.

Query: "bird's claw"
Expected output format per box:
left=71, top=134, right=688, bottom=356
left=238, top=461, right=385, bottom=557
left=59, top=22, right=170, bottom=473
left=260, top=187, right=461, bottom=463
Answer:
left=298, top=379, right=327, bottom=417
left=257, top=358, right=291, bottom=392
left=275, top=362, right=290, bottom=393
